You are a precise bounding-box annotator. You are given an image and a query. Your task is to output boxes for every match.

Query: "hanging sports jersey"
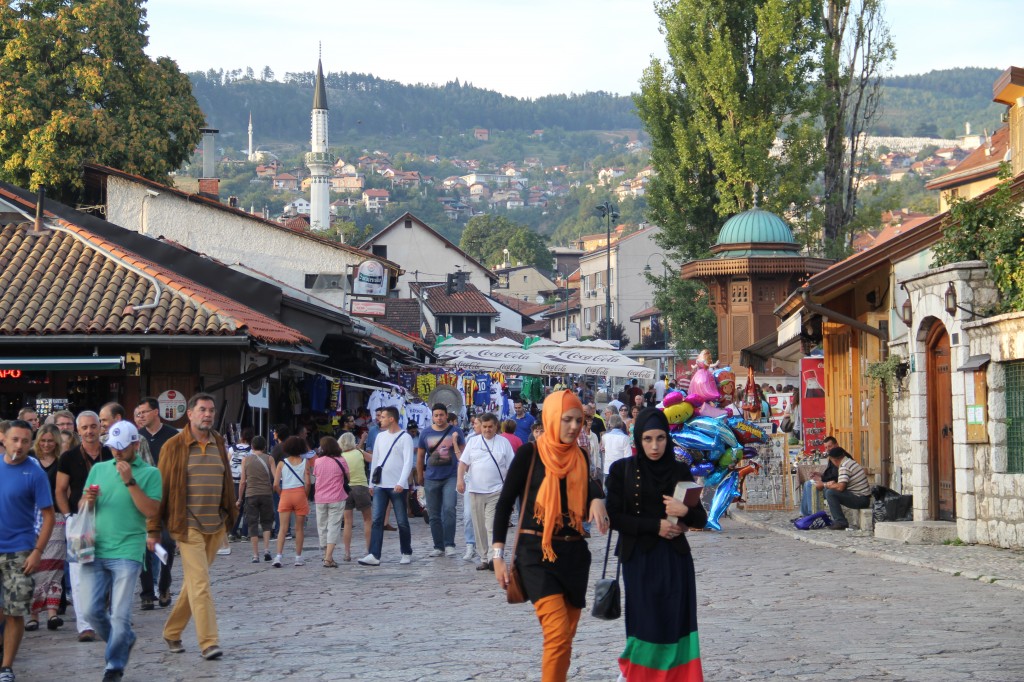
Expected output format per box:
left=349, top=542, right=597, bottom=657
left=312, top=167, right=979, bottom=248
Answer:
left=474, top=374, right=491, bottom=406
left=462, top=375, right=478, bottom=407
left=416, top=373, right=437, bottom=401
left=406, top=402, right=432, bottom=430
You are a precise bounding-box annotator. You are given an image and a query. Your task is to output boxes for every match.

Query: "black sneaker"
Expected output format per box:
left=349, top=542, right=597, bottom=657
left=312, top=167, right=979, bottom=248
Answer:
left=263, top=551, right=272, bottom=562
left=101, top=670, right=124, bottom=681
left=0, top=666, right=15, bottom=682
left=141, top=596, right=155, bottom=611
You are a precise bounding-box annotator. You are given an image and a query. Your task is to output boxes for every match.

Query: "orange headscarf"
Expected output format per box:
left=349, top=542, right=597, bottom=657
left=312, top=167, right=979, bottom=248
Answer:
left=534, top=390, right=588, bottom=562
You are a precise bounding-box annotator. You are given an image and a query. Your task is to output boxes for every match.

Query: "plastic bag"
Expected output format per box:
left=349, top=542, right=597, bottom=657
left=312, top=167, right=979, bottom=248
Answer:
left=793, top=511, right=832, bottom=530
left=67, top=505, right=96, bottom=563
left=871, top=486, right=913, bottom=522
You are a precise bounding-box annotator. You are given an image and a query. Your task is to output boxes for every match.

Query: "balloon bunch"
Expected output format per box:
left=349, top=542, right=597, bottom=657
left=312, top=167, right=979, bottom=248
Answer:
left=659, top=350, right=769, bottom=531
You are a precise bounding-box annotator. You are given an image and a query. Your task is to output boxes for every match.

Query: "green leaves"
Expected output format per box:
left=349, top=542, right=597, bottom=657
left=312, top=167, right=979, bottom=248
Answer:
left=459, top=214, right=550, bottom=270
left=0, top=0, right=204, bottom=200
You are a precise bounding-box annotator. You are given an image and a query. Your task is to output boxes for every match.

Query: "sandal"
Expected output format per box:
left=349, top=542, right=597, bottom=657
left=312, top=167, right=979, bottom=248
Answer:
left=343, top=553, right=352, bottom=562
left=25, top=620, right=39, bottom=631
left=323, top=559, right=339, bottom=568
left=47, top=616, right=64, bottom=630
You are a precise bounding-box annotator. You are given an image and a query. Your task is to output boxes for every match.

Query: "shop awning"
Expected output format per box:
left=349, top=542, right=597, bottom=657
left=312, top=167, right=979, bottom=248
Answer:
left=435, top=337, right=656, bottom=380
left=253, top=342, right=328, bottom=362
left=959, top=354, right=991, bottom=372
left=740, top=332, right=804, bottom=373
left=0, top=356, right=124, bottom=371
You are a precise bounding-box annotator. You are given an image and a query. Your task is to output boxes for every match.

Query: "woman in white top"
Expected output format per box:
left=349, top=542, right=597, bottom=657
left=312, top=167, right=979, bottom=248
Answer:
left=456, top=413, right=514, bottom=570
left=601, top=414, right=633, bottom=477
left=272, top=436, right=311, bottom=567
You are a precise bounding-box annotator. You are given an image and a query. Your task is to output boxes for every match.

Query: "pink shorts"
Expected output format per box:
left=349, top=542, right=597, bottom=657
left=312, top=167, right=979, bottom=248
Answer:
left=278, top=487, right=310, bottom=516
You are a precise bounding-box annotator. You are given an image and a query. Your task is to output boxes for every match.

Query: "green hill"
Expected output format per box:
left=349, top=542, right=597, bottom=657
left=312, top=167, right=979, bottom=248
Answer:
left=871, top=67, right=1006, bottom=138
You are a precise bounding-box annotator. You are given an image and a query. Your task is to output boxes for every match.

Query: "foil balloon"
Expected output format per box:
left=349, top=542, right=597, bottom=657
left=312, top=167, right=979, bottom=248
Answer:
left=742, top=445, right=760, bottom=459
left=737, top=462, right=762, bottom=482
left=712, top=365, right=732, bottom=378
left=683, top=393, right=705, bottom=407
left=718, top=447, right=742, bottom=469
left=663, top=391, right=684, bottom=407
left=664, top=402, right=694, bottom=425
left=705, top=470, right=740, bottom=531
left=671, top=429, right=719, bottom=452
left=696, top=402, right=728, bottom=419
left=690, top=461, right=714, bottom=478
left=703, top=468, right=728, bottom=487
left=689, top=366, right=721, bottom=403
left=688, top=417, right=740, bottom=449
left=673, top=446, right=693, bottom=465
left=728, top=417, right=769, bottom=445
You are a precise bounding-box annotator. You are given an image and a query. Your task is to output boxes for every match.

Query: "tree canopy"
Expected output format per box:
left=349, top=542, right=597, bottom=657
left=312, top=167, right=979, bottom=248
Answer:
left=0, top=0, right=204, bottom=198
left=459, top=214, right=550, bottom=270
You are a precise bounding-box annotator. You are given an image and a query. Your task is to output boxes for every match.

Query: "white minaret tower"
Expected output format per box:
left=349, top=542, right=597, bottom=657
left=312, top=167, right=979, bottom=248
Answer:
left=305, top=54, right=334, bottom=233
left=247, top=112, right=254, bottom=161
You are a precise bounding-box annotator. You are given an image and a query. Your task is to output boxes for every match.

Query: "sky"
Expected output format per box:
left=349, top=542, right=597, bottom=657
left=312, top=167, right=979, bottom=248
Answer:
left=145, top=0, right=1022, bottom=99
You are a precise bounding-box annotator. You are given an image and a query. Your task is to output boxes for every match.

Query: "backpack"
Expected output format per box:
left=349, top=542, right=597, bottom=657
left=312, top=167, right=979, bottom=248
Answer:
left=793, top=511, right=832, bottom=530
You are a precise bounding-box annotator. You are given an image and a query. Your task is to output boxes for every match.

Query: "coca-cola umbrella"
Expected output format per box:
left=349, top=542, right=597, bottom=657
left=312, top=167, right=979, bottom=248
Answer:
left=530, top=339, right=656, bottom=380
left=434, top=336, right=545, bottom=374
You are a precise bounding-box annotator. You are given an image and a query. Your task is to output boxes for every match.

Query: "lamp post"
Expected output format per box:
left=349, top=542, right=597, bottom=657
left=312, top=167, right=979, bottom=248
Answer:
left=644, top=253, right=671, bottom=350
left=594, top=201, right=619, bottom=342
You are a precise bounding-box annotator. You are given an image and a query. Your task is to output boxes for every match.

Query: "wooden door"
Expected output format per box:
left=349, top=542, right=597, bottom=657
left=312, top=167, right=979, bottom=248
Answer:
left=926, top=323, right=955, bottom=521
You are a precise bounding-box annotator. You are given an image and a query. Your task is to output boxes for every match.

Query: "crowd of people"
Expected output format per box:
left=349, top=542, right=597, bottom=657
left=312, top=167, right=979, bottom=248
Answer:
left=0, top=379, right=711, bottom=682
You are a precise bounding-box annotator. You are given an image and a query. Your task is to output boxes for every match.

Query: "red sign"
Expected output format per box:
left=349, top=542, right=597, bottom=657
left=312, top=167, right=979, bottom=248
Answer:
left=0, top=369, right=23, bottom=379
left=351, top=300, right=386, bottom=316
left=800, top=357, right=827, bottom=457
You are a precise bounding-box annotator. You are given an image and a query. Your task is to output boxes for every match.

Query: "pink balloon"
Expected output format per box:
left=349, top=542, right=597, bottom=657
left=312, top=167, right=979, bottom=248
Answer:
left=696, top=403, right=728, bottom=418
left=663, top=391, right=684, bottom=407
left=689, top=367, right=721, bottom=403
left=684, top=393, right=704, bottom=407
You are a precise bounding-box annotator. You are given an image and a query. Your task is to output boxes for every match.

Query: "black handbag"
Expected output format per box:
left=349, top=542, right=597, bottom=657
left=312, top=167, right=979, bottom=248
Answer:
left=591, top=529, right=621, bottom=620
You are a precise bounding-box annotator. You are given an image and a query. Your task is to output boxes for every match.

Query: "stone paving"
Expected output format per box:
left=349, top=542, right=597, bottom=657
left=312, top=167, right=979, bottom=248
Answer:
left=11, top=508, right=1024, bottom=681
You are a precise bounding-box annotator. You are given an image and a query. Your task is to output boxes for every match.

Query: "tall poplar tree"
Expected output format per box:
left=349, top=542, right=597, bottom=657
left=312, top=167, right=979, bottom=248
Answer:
left=635, top=0, right=822, bottom=355
left=0, top=0, right=204, bottom=199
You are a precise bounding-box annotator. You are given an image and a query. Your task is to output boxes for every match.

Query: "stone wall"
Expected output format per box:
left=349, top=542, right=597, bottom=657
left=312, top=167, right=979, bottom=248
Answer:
left=887, top=337, right=914, bottom=494
left=964, top=311, right=1024, bottom=548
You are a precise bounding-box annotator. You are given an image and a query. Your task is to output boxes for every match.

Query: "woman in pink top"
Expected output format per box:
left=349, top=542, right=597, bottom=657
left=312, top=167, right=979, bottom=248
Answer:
left=312, top=437, right=350, bottom=568
left=501, top=419, right=523, bottom=452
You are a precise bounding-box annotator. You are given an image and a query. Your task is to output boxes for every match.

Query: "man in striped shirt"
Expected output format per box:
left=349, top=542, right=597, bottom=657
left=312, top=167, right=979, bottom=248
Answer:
left=822, top=439, right=871, bottom=531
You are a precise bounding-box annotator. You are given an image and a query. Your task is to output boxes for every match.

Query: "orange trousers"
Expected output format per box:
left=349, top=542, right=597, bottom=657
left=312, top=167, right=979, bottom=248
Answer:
left=533, top=594, right=583, bottom=682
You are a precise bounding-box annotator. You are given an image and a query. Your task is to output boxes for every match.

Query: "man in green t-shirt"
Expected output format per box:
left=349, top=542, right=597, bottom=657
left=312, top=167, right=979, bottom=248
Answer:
left=79, top=421, right=161, bottom=682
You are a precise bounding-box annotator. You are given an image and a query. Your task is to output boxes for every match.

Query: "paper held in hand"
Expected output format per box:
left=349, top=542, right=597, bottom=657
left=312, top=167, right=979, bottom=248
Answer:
left=668, top=481, right=703, bottom=525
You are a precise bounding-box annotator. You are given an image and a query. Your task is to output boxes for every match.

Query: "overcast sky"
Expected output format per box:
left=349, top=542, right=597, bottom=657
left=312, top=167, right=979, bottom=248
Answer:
left=145, top=0, right=1022, bottom=99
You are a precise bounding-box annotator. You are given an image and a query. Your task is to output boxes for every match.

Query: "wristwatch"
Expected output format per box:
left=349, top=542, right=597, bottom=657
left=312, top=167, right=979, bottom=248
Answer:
left=125, top=478, right=137, bottom=488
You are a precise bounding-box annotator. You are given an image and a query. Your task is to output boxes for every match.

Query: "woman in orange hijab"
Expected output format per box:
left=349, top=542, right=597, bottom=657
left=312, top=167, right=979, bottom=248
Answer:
left=492, top=390, right=610, bottom=682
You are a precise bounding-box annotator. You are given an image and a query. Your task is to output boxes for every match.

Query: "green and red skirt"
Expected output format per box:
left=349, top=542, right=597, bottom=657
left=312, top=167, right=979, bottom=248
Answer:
left=618, top=540, right=702, bottom=681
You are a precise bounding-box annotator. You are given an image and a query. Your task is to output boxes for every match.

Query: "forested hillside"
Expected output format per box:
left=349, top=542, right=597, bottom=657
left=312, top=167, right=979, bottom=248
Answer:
left=189, top=67, right=1010, bottom=150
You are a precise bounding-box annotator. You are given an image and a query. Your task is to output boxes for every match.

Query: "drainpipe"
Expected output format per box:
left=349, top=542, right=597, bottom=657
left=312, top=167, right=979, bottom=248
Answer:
left=800, top=290, right=890, bottom=485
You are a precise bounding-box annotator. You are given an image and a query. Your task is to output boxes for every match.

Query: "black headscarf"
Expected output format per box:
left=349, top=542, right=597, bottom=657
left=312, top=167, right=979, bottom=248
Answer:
left=633, top=407, right=677, bottom=494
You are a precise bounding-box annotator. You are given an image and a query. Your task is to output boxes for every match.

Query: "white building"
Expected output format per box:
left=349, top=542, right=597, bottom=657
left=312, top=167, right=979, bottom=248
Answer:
left=360, top=212, right=498, bottom=297
left=577, top=226, right=661, bottom=339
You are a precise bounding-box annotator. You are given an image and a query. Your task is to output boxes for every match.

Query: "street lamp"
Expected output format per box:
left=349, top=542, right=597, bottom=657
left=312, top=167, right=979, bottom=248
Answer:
left=644, top=253, right=671, bottom=350
left=594, top=201, right=619, bottom=342
left=555, top=264, right=572, bottom=342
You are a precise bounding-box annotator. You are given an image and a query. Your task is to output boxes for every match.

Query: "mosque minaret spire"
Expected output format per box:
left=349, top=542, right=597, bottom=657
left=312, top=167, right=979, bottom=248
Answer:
left=305, top=48, right=334, bottom=233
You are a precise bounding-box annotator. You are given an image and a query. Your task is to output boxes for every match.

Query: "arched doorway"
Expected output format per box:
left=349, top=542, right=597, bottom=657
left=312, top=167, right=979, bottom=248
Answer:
left=926, top=322, right=955, bottom=521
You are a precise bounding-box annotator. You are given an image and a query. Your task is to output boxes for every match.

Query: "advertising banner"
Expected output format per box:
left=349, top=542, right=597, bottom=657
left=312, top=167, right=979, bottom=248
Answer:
left=352, top=260, right=387, bottom=297
left=800, top=357, right=827, bottom=457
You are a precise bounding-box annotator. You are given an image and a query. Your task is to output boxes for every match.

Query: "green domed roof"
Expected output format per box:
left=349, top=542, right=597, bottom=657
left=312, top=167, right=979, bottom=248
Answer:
left=716, top=208, right=796, bottom=246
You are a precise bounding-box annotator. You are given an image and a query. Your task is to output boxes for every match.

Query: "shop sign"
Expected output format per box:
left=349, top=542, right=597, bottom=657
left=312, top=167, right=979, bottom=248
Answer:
left=0, top=369, right=23, bottom=379
left=352, top=260, right=387, bottom=297
left=158, top=389, right=188, bottom=421
left=351, top=300, right=386, bottom=316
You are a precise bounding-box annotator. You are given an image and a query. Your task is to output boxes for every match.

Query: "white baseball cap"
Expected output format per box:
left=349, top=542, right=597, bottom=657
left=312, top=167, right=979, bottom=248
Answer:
left=106, top=421, right=140, bottom=451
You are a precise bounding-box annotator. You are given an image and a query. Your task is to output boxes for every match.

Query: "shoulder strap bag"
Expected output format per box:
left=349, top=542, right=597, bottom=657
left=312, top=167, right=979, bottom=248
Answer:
left=371, top=432, right=406, bottom=486
left=591, top=529, right=621, bottom=620
left=329, top=456, right=352, bottom=494
left=425, top=426, right=454, bottom=467
left=282, top=459, right=307, bottom=491
left=480, top=437, right=505, bottom=484
left=505, top=446, right=537, bottom=604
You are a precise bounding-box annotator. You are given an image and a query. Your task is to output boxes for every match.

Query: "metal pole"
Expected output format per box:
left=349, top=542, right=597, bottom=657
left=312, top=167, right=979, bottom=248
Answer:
left=563, top=269, right=569, bottom=342
left=605, top=208, right=611, bottom=342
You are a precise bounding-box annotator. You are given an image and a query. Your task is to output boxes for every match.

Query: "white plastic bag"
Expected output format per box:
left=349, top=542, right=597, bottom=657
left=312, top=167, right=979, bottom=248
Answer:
left=67, top=505, right=96, bottom=563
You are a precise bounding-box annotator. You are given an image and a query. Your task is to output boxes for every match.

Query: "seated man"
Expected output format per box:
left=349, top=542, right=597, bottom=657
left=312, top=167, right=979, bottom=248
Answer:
left=798, top=437, right=840, bottom=517
left=822, top=441, right=871, bottom=530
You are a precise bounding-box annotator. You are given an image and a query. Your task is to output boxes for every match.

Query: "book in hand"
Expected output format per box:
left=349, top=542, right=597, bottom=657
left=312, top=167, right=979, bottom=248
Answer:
left=668, top=481, right=703, bottom=525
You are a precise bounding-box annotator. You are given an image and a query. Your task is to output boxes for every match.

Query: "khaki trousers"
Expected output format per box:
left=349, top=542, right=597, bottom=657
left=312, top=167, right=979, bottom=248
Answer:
left=469, top=491, right=501, bottom=560
left=163, top=527, right=225, bottom=650
left=533, top=593, right=582, bottom=682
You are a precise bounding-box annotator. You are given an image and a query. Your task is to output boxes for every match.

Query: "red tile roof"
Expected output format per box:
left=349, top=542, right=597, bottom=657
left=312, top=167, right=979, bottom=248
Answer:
left=488, top=291, right=552, bottom=317
left=629, top=306, right=660, bottom=322
left=0, top=221, right=308, bottom=344
left=410, top=282, right=497, bottom=315
left=926, top=127, right=1009, bottom=191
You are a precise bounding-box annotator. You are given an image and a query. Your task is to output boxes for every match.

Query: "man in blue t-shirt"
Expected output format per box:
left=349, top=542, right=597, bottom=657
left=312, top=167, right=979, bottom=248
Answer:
left=512, top=398, right=535, bottom=443
left=0, top=420, right=56, bottom=682
left=415, top=404, right=465, bottom=557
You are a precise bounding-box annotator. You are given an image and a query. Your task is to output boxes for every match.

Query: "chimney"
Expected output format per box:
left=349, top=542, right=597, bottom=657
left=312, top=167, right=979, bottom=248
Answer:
left=199, top=126, right=219, bottom=200
left=228, top=196, right=239, bottom=209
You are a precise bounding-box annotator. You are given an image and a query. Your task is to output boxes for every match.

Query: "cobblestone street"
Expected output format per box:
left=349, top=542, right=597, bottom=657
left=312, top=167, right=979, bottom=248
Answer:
left=14, top=513, right=1023, bottom=681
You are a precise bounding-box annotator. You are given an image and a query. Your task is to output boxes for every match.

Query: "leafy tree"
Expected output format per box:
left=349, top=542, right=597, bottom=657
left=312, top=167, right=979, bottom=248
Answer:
left=593, top=318, right=630, bottom=348
left=459, top=214, right=549, bottom=269
left=0, top=0, right=204, bottom=199
left=651, top=276, right=718, bottom=358
left=932, top=165, right=1024, bottom=312
left=819, top=0, right=896, bottom=258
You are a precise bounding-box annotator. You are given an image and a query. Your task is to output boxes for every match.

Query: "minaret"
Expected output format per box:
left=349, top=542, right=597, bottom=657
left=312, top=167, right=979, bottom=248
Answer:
left=305, top=54, right=334, bottom=233
left=247, top=112, right=254, bottom=161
